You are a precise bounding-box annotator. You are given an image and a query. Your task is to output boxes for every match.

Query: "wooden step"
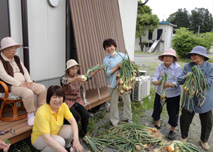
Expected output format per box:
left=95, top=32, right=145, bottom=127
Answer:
left=0, top=118, right=32, bottom=144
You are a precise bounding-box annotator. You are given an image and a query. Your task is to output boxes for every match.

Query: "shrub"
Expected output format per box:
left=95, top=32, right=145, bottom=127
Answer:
left=172, top=28, right=197, bottom=58
left=172, top=28, right=212, bottom=58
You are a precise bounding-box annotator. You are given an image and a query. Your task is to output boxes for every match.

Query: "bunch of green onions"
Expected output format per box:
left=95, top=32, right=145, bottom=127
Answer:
left=81, top=64, right=108, bottom=81
left=157, top=72, right=168, bottom=106
left=84, top=123, right=163, bottom=152
left=155, top=72, right=178, bottom=106
left=115, top=52, right=140, bottom=95
left=181, top=65, right=208, bottom=109
left=155, top=140, right=204, bottom=152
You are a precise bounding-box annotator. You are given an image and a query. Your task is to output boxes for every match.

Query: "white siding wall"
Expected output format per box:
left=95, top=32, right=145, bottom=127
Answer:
left=8, top=0, right=23, bottom=59
left=118, top=0, right=138, bottom=60
left=27, top=0, right=65, bottom=82
left=9, top=0, right=65, bottom=85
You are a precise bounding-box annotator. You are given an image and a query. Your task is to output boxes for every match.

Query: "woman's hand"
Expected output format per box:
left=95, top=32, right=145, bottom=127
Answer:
left=76, top=75, right=86, bottom=82
left=116, top=63, right=121, bottom=69
left=0, top=140, right=10, bottom=152
left=164, top=82, right=176, bottom=89
left=19, top=82, right=33, bottom=89
left=71, top=140, right=84, bottom=152
left=185, top=72, right=191, bottom=79
left=26, top=82, right=33, bottom=89
left=152, top=80, right=162, bottom=85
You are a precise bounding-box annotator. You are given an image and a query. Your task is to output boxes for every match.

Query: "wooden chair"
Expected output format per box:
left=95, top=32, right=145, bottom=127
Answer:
left=0, top=81, right=27, bottom=121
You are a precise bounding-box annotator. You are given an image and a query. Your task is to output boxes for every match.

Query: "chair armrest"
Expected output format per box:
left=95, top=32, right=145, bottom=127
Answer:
left=0, top=81, right=9, bottom=98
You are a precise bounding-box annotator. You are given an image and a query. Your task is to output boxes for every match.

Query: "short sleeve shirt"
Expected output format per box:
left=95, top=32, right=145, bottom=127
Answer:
left=31, top=103, right=73, bottom=144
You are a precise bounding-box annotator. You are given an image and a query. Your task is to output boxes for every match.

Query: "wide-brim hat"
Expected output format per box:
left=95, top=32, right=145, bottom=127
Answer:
left=0, top=37, right=21, bottom=50
left=158, top=48, right=178, bottom=62
left=186, top=46, right=209, bottom=61
left=66, top=59, right=80, bottom=71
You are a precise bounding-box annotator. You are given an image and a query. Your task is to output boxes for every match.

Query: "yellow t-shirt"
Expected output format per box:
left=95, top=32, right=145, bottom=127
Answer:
left=31, top=103, right=73, bottom=144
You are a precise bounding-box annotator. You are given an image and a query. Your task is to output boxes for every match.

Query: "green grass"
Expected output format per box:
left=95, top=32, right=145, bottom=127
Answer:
left=8, top=137, right=39, bottom=152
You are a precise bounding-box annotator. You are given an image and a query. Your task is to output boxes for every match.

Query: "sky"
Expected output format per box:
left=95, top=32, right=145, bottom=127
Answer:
left=146, top=0, right=213, bottom=21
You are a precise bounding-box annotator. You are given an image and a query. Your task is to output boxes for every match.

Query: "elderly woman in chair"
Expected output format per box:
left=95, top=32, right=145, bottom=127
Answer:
left=0, top=37, right=46, bottom=126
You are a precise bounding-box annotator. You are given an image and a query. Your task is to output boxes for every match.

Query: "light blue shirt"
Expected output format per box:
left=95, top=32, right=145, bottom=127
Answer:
left=103, top=52, right=127, bottom=88
left=177, top=61, right=213, bottom=113
left=152, top=62, right=182, bottom=98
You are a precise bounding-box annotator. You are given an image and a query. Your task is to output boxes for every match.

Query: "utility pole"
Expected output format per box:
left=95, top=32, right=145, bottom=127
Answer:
left=198, top=25, right=200, bottom=37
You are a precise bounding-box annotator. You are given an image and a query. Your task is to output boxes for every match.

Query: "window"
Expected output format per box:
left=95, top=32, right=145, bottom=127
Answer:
left=148, top=31, right=153, bottom=40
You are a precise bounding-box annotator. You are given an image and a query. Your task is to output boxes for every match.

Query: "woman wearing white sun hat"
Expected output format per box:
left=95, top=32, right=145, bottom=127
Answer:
left=0, top=37, right=47, bottom=126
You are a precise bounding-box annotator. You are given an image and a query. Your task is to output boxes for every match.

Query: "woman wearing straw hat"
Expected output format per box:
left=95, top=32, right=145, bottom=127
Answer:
left=152, top=48, right=182, bottom=140
left=0, top=37, right=47, bottom=126
left=60, top=59, right=101, bottom=137
left=177, top=46, right=213, bottom=150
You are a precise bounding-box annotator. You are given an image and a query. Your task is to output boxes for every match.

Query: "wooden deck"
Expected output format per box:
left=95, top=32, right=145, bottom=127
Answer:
left=0, top=118, right=32, bottom=144
left=0, top=87, right=110, bottom=144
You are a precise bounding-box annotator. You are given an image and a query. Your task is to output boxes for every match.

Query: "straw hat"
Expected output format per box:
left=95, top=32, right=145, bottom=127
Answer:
left=158, top=48, right=178, bottom=62
left=186, top=46, right=209, bottom=61
left=0, top=37, right=21, bottom=50
left=66, top=59, right=80, bottom=71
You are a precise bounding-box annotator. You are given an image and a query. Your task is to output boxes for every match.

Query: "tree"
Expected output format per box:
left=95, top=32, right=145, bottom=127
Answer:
left=166, top=8, right=213, bottom=34
left=190, top=8, right=213, bottom=33
left=136, top=1, right=159, bottom=51
left=172, top=28, right=211, bottom=58
left=166, top=8, right=190, bottom=29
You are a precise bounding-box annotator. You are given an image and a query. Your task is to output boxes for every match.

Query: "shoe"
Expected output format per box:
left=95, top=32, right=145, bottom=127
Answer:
left=154, top=125, right=160, bottom=129
left=167, top=131, right=176, bottom=140
left=179, top=137, right=187, bottom=143
left=121, top=119, right=133, bottom=124
left=112, top=123, right=118, bottom=127
left=65, top=146, right=71, bottom=152
left=200, top=140, right=209, bottom=151
left=66, top=147, right=73, bottom=152
left=105, top=102, right=110, bottom=112
left=27, top=113, right=35, bottom=126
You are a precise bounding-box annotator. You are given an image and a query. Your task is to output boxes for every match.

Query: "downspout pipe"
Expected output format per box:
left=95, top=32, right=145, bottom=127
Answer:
left=21, top=0, right=30, bottom=73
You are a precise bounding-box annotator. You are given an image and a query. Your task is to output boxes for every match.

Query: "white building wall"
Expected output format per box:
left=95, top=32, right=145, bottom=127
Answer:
left=8, top=0, right=23, bottom=59
left=8, top=0, right=65, bottom=86
left=27, top=0, right=65, bottom=83
left=118, top=0, right=138, bottom=60
left=135, top=23, right=174, bottom=52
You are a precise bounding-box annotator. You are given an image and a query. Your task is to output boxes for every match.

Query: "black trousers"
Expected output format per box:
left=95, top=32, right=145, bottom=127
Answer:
left=152, top=93, right=180, bottom=127
left=64, top=102, right=89, bottom=134
left=180, top=108, right=213, bottom=143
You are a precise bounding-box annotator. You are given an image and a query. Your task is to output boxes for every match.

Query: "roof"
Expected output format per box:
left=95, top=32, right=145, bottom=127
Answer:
left=159, top=22, right=177, bottom=27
